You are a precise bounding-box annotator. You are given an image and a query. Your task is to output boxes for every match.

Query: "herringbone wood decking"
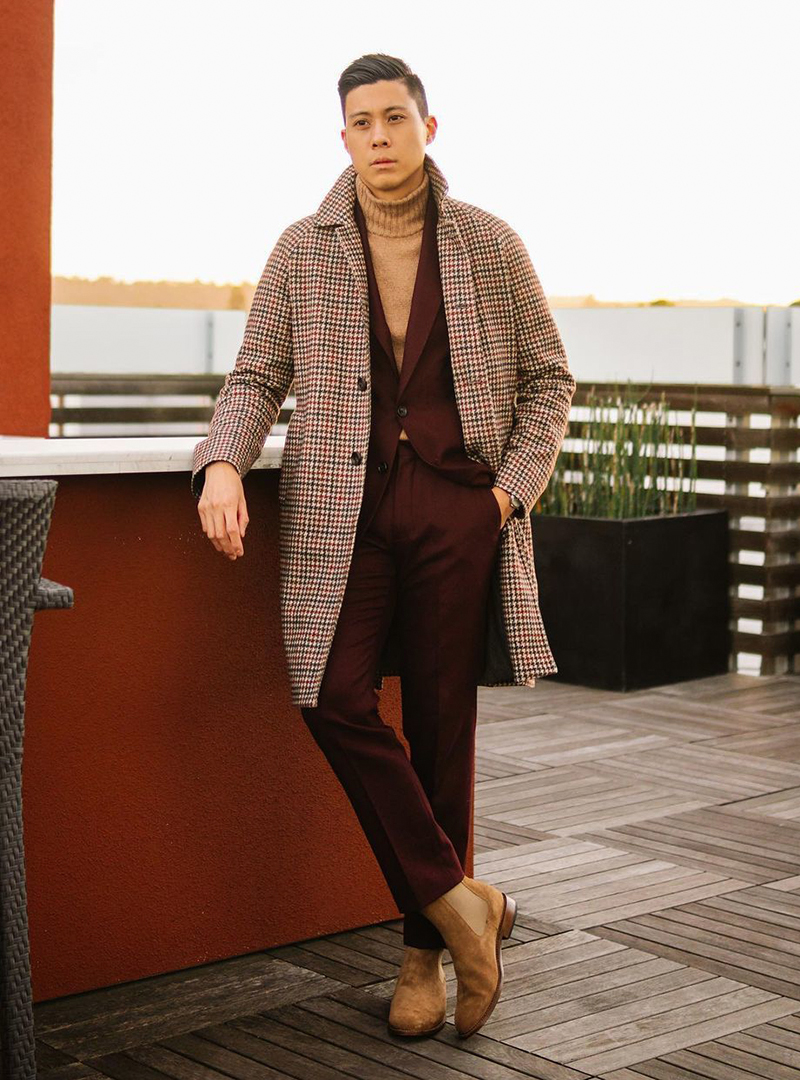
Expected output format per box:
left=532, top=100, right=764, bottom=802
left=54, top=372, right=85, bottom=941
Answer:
left=32, top=673, right=800, bottom=1079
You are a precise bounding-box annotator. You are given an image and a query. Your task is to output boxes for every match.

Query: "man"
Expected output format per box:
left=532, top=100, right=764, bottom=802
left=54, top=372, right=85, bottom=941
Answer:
left=192, top=53, right=576, bottom=1039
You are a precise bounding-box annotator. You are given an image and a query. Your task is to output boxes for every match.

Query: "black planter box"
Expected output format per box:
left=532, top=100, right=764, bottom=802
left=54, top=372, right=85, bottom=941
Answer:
left=533, top=509, right=731, bottom=691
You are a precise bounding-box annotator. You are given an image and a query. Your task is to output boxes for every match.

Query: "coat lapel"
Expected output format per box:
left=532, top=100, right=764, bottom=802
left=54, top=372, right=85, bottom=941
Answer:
left=435, top=215, right=502, bottom=466
left=332, top=214, right=371, bottom=339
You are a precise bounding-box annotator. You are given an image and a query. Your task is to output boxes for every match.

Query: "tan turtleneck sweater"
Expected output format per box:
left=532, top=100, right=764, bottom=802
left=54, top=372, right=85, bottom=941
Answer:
left=355, top=168, right=430, bottom=441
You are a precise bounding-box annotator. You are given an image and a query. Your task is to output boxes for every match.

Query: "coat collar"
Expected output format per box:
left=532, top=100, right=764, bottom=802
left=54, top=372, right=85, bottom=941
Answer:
left=314, top=152, right=450, bottom=227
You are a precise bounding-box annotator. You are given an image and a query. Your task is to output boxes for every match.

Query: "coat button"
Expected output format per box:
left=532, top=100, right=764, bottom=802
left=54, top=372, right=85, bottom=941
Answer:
left=377, top=461, right=388, bottom=473
left=357, top=375, right=367, bottom=391
left=396, top=404, right=408, bottom=417
left=351, top=450, right=362, bottom=465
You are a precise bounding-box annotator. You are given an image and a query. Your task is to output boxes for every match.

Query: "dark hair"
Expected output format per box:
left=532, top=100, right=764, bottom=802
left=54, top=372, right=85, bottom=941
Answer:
left=338, top=53, right=429, bottom=125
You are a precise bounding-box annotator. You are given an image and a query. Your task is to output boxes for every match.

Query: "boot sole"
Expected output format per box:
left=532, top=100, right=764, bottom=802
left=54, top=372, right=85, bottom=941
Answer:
left=388, top=1016, right=447, bottom=1037
left=456, top=891, right=517, bottom=1039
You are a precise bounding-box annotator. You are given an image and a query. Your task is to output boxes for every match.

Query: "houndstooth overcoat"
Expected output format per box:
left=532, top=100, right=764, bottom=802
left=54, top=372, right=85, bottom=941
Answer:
left=191, top=152, right=576, bottom=708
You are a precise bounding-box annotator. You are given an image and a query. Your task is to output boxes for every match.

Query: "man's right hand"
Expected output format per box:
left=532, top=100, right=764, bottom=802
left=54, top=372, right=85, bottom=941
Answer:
left=197, top=461, right=249, bottom=560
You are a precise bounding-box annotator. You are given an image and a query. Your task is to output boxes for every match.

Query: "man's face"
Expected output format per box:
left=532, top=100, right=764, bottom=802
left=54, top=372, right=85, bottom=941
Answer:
left=341, top=79, right=437, bottom=201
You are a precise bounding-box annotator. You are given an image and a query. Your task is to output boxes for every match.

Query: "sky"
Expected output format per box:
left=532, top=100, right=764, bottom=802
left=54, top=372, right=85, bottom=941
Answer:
left=52, top=0, right=799, bottom=305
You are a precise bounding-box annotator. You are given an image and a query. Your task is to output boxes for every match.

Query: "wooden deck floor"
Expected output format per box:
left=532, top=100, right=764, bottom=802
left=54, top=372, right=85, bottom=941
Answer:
left=33, top=672, right=800, bottom=1079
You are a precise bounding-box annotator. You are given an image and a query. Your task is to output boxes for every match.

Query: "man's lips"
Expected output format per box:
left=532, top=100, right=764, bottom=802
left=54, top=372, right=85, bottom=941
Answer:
left=372, top=159, right=395, bottom=166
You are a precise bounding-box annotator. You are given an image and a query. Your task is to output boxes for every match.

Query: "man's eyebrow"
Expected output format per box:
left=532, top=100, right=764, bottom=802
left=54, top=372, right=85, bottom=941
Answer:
left=347, top=105, right=409, bottom=120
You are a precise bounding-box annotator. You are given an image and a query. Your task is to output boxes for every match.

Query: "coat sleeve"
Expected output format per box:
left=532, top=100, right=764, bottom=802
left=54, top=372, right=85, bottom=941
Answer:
left=190, top=225, right=296, bottom=501
left=492, top=227, right=576, bottom=518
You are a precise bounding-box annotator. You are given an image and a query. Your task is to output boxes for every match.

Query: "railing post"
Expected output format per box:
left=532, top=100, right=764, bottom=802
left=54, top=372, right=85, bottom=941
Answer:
left=725, top=396, right=750, bottom=675
left=762, top=391, right=798, bottom=675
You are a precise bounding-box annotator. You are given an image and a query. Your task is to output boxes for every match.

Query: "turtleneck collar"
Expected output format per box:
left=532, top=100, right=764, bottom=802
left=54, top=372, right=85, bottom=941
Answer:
left=355, top=168, right=429, bottom=238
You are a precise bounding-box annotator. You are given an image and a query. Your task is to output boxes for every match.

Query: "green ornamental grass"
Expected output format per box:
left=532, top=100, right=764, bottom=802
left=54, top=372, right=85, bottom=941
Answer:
left=538, top=382, right=699, bottom=519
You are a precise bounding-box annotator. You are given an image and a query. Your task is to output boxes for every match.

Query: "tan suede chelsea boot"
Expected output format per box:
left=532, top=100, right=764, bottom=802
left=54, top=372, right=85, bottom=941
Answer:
left=420, top=875, right=517, bottom=1038
left=387, top=946, right=447, bottom=1037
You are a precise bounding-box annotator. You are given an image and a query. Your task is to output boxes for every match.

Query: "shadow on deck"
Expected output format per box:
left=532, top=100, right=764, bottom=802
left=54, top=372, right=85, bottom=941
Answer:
left=33, top=672, right=800, bottom=1079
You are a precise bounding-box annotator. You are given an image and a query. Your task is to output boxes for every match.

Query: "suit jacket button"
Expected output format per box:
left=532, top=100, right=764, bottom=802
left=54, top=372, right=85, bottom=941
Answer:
left=396, top=404, right=408, bottom=417
left=357, top=375, right=367, bottom=391
left=351, top=450, right=362, bottom=465
left=377, top=461, right=388, bottom=474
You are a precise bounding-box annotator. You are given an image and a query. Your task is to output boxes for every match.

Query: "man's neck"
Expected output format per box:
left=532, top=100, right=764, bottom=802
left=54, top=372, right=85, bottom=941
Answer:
left=355, top=169, right=429, bottom=238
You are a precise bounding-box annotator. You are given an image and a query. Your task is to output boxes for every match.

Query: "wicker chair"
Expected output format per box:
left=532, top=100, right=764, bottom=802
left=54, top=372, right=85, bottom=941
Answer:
left=1, top=479, right=74, bottom=1080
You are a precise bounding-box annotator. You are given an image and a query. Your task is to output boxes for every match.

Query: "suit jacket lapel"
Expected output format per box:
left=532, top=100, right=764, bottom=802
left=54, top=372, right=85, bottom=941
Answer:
left=353, top=197, right=396, bottom=376
left=353, top=188, right=442, bottom=396
left=397, top=189, right=442, bottom=398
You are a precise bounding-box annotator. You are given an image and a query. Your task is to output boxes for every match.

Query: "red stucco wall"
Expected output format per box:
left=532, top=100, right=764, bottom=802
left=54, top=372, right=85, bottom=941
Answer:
left=0, top=0, right=53, bottom=435
left=23, top=469, right=436, bottom=1001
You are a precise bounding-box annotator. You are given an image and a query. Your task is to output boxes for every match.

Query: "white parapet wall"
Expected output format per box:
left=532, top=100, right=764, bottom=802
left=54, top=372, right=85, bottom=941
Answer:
left=0, top=434, right=284, bottom=478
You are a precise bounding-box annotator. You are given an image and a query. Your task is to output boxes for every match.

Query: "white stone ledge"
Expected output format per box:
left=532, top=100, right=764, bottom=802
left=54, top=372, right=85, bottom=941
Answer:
left=0, top=435, right=285, bottom=478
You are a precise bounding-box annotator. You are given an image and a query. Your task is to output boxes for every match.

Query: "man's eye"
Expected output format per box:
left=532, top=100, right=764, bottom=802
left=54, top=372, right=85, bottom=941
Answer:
left=353, top=115, right=403, bottom=126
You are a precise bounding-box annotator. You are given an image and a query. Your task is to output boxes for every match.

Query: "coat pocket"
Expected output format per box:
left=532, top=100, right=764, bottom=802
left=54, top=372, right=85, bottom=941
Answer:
left=483, top=484, right=503, bottom=530
left=278, top=411, right=305, bottom=504
left=511, top=518, right=538, bottom=597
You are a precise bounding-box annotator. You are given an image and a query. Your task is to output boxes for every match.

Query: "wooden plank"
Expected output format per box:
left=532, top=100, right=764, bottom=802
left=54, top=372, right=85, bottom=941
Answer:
left=765, top=876, right=800, bottom=892
left=488, top=961, right=713, bottom=1044
left=589, top=915, right=800, bottom=1000
left=33, top=951, right=335, bottom=1059
left=477, top=716, right=679, bottom=768
left=495, top=957, right=687, bottom=1032
left=696, top=677, right=800, bottom=718
left=512, top=974, right=753, bottom=1054
left=475, top=749, right=548, bottom=777
left=701, top=725, right=800, bottom=761
left=602, top=1030, right=800, bottom=1078
left=645, top=1026, right=800, bottom=1079
left=82, top=1052, right=205, bottom=1080
left=578, top=691, right=799, bottom=739
left=672, top=898, right=800, bottom=947
left=736, top=1016, right=800, bottom=1054
left=474, top=762, right=721, bottom=835
left=724, top=789, right=800, bottom=820
left=35, top=1043, right=110, bottom=1080
left=588, top=746, right=800, bottom=801
left=566, top=991, right=798, bottom=1074
left=582, top=803, right=800, bottom=883
left=129, top=1035, right=310, bottom=1078
left=474, top=815, right=554, bottom=849
left=295, top=986, right=589, bottom=1079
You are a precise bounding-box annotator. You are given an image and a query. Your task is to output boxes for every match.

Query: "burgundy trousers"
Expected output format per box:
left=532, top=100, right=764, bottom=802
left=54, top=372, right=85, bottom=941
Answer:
left=300, top=437, right=503, bottom=948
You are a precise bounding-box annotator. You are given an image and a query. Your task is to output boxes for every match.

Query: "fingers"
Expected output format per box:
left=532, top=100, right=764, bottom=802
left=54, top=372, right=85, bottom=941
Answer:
left=223, top=503, right=244, bottom=558
left=204, top=505, right=242, bottom=559
left=238, top=495, right=249, bottom=539
left=197, top=495, right=246, bottom=560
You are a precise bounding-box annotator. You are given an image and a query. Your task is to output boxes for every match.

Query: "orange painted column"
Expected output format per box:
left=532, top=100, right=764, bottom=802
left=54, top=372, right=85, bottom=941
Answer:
left=0, top=0, right=54, bottom=435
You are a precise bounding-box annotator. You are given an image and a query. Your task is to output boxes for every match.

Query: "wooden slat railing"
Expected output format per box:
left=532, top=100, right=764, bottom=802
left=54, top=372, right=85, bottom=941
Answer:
left=49, top=374, right=800, bottom=676
left=49, top=373, right=295, bottom=434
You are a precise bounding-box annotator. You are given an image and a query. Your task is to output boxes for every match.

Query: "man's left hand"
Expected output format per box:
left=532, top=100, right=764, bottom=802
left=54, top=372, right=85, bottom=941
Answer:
left=490, top=486, right=512, bottom=527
